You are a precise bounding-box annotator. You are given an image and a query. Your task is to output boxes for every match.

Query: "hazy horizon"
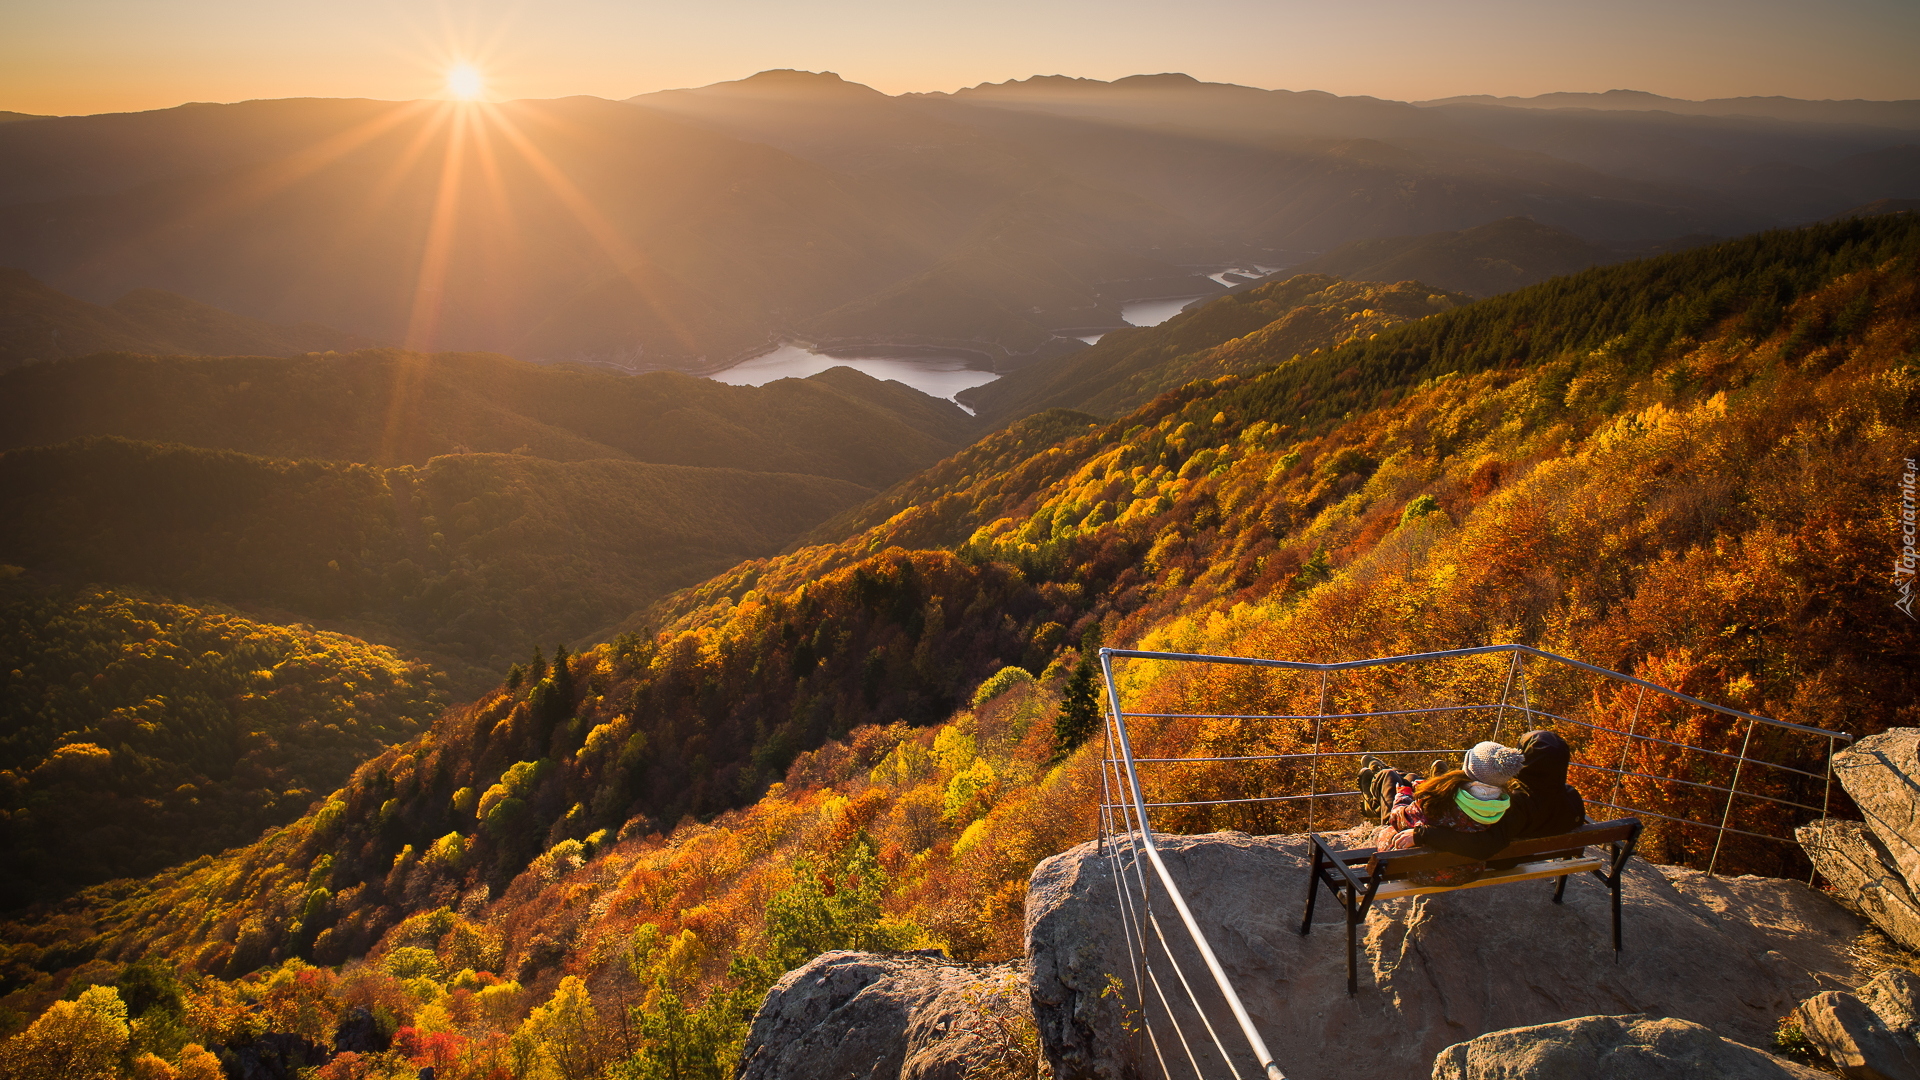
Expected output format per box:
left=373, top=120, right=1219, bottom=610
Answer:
left=6, top=0, right=1919, bottom=117
left=18, top=74, right=1920, bottom=122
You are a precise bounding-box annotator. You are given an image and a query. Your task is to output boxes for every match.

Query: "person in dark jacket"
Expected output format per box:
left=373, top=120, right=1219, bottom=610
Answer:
left=1498, top=729, right=1588, bottom=839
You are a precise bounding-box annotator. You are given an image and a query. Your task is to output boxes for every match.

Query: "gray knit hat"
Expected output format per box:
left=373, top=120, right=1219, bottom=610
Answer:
left=1463, top=741, right=1524, bottom=786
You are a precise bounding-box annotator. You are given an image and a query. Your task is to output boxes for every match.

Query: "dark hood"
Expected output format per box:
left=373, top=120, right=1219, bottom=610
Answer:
left=1515, top=729, right=1571, bottom=791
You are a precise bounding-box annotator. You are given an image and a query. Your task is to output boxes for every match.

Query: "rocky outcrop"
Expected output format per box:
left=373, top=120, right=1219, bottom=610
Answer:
left=1026, top=832, right=1866, bottom=1080
left=738, top=951, right=1029, bottom=1080
left=332, top=1005, right=388, bottom=1055
left=1862, top=970, right=1920, bottom=1043
left=1803, top=730, right=1920, bottom=954
left=1792, top=970, right=1920, bottom=1080
left=212, top=1033, right=333, bottom=1080
left=1430, top=1014, right=1825, bottom=1079
left=1835, top=731, right=1920, bottom=887
left=1793, top=819, right=1920, bottom=953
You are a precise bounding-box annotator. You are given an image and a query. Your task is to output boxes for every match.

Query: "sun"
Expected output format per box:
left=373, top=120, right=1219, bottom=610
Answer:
left=445, top=64, right=486, bottom=101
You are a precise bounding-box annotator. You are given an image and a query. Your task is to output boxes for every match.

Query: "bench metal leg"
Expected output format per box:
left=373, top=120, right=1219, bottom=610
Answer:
left=1347, top=909, right=1359, bottom=996
left=1611, top=871, right=1623, bottom=955
left=1552, top=874, right=1568, bottom=904
left=1301, top=849, right=1321, bottom=936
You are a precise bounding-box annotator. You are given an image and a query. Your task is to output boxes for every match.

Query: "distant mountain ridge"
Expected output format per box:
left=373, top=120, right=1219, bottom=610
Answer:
left=0, top=267, right=363, bottom=370
left=5, top=76, right=1918, bottom=366
left=1416, top=88, right=1920, bottom=129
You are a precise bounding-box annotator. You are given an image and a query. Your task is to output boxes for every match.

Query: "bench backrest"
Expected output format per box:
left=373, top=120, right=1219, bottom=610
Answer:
left=1363, top=818, right=1639, bottom=881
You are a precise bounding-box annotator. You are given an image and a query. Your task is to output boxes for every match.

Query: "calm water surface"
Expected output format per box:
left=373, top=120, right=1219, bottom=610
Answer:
left=1120, top=296, right=1205, bottom=327
left=707, top=344, right=999, bottom=408
left=1206, top=264, right=1282, bottom=287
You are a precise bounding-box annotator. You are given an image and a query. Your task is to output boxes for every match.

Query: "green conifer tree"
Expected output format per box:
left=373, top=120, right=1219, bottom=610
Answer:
left=1051, top=655, right=1102, bottom=762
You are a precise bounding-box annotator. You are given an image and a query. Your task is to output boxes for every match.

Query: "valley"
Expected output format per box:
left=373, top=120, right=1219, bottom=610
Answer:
left=1, top=208, right=1914, bottom=1079
left=1, top=50, right=1918, bottom=1080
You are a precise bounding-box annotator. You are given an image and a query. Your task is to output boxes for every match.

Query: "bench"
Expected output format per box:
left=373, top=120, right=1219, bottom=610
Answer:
left=1299, top=817, right=1642, bottom=995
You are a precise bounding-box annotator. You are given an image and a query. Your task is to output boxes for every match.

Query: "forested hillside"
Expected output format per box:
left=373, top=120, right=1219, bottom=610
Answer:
left=0, top=270, right=363, bottom=371
left=1, top=214, right=1915, bottom=1079
left=1284, top=217, right=1642, bottom=298
left=0, top=350, right=977, bottom=485
left=961, top=274, right=1468, bottom=423
left=0, top=350, right=982, bottom=692
left=0, top=441, right=872, bottom=690
left=0, top=579, right=446, bottom=905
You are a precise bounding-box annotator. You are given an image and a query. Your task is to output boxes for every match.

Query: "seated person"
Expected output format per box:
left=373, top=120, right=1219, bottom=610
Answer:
left=1361, top=730, right=1588, bottom=864
left=1500, top=729, right=1587, bottom=839
left=1361, top=742, right=1523, bottom=886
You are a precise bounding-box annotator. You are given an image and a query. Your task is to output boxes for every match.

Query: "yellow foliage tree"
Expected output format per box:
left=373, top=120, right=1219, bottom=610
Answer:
left=0, top=984, right=128, bottom=1080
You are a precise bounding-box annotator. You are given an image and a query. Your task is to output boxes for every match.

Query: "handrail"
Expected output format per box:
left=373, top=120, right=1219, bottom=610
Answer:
left=1102, top=643, right=1853, bottom=742
left=1100, top=648, right=1288, bottom=1080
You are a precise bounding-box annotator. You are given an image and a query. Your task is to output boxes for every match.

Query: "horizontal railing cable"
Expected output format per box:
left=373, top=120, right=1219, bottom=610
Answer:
left=1119, top=705, right=1507, bottom=721
left=1504, top=707, right=1837, bottom=780
left=1128, top=748, right=1467, bottom=765
left=1100, top=789, right=1364, bottom=811
left=1579, top=798, right=1804, bottom=844
left=1567, top=761, right=1831, bottom=815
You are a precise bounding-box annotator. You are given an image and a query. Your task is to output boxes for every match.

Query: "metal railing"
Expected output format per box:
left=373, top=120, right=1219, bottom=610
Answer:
left=1093, top=643, right=1854, bottom=1080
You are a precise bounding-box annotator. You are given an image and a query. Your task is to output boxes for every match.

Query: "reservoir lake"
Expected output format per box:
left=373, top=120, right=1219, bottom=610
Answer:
left=1120, top=296, right=1204, bottom=328
left=706, top=344, right=1000, bottom=408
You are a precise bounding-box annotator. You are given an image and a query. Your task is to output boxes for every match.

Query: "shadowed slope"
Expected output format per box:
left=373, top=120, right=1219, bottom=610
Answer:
left=0, top=349, right=978, bottom=486
left=0, top=268, right=362, bottom=369
left=0, top=439, right=876, bottom=689
left=1287, top=217, right=1633, bottom=297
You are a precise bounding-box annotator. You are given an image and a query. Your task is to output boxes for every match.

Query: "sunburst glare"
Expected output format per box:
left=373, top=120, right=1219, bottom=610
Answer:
left=445, top=63, right=485, bottom=101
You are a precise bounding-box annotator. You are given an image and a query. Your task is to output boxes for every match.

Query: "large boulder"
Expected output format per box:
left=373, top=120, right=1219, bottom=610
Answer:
left=1861, top=970, right=1920, bottom=1043
left=1833, top=731, right=1920, bottom=888
left=738, top=951, right=1029, bottom=1080
left=1430, top=1014, right=1825, bottom=1079
left=1792, top=970, right=1920, bottom=1080
left=1798, top=818, right=1920, bottom=953
left=1027, top=832, right=1866, bottom=1080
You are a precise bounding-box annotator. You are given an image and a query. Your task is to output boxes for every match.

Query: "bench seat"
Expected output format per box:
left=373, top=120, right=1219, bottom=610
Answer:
left=1369, top=854, right=1607, bottom=901
left=1301, top=817, right=1642, bottom=995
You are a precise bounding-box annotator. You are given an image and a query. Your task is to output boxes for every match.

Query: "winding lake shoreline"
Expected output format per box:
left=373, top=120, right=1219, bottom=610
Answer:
left=705, top=343, right=1001, bottom=410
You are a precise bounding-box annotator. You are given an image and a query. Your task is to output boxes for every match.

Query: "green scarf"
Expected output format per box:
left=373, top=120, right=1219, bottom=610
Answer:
left=1455, top=787, right=1510, bottom=824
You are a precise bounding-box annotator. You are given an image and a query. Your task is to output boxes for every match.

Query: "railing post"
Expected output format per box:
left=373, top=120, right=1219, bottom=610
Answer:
left=1099, top=704, right=1115, bottom=854
left=1812, top=732, right=1838, bottom=886
left=1493, top=650, right=1521, bottom=742
left=1606, top=685, right=1647, bottom=815
left=1708, top=719, right=1756, bottom=877
left=1308, top=672, right=1327, bottom=834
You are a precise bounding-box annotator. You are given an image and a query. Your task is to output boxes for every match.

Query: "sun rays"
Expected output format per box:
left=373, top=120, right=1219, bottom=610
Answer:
left=370, top=94, right=695, bottom=460
left=63, top=32, right=693, bottom=465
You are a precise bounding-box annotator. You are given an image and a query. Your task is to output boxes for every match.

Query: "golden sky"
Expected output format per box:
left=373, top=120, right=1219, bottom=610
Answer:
left=4, top=0, right=1919, bottom=116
